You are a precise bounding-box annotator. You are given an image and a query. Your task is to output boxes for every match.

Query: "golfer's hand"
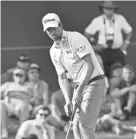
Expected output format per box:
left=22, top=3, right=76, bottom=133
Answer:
left=64, top=102, right=73, bottom=117
left=73, top=91, right=83, bottom=109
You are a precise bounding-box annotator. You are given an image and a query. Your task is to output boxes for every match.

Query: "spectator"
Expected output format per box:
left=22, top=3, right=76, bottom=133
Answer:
left=27, top=63, right=49, bottom=108
left=16, top=105, right=55, bottom=139
left=84, top=1, right=133, bottom=77
left=110, top=64, right=136, bottom=120
left=50, top=89, right=71, bottom=131
left=96, top=114, right=136, bottom=134
left=0, top=67, right=34, bottom=139
left=110, top=62, right=123, bottom=78
left=100, top=63, right=123, bottom=115
left=108, top=62, right=123, bottom=94
left=1, top=54, right=30, bottom=84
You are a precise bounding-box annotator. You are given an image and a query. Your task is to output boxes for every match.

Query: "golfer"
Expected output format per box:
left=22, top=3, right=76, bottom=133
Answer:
left=42, top=13, right=106, bottom=139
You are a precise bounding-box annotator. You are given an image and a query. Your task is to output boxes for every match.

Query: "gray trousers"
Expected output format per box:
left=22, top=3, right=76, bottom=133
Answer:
left=73, top=79, right=106, bottom=139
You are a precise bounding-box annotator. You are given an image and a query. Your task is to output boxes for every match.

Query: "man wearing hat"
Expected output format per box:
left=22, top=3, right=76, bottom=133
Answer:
left=1, top=54, right=30, bottom=85
left=84, top=1, right=133, bottom=78
left=42, top=13, right=106, bottom=139
left=27, top=63, right=49, bottom=108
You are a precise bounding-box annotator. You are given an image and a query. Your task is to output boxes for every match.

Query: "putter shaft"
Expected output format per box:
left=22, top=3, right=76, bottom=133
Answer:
left=65, top=121, right=72, bottom=139
left=65, top=104, right=77, bottom=139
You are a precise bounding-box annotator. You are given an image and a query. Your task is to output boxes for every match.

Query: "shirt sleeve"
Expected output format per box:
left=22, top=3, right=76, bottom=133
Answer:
left=120, top=15, right=132, bottom=34
left=74, top=33, right=93, bottom=58
left=85, top=18, right=98, bottom=35
left=50, top=48, right=66, bottom=76
left=0, top=82, right=9, bottom=98
left=16, top=121, right=29, bottom=138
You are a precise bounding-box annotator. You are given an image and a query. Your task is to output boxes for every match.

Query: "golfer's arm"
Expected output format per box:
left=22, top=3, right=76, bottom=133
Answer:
left=75, top=54, right=94, bottom=95
left=58, top=72, right=72, bottom=104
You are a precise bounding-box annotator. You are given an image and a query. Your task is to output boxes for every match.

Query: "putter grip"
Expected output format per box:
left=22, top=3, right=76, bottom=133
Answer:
left=70, top=104, right=77, bottom=121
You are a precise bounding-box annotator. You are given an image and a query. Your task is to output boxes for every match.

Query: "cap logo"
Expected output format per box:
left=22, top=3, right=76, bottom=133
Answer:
left=43, top=18, right=56, bottom=25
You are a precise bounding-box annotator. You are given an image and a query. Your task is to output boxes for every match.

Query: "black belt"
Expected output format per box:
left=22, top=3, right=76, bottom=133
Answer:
left=74, top=75, right=105, bottom=89
left=88, top=75, right=105, bottom=85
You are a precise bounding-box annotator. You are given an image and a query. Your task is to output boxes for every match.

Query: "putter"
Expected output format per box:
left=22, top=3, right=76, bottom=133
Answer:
left=65, top=104, right=78, bottom=139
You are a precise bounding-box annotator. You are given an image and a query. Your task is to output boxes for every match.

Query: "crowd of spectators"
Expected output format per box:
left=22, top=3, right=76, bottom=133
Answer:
left=1, top=1, right=136, bottom=139
left=1, top=57, right=136, bottom=139
left=1, top=54, right=51, bottom=139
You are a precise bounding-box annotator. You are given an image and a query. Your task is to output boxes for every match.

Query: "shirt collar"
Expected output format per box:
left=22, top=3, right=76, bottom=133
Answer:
left=54, top=30, right=67, bottom=48
left=103, top=14, right=115, bottom=21
left=62, top=30, right=67, bottom=41
left=33, top=120, right=43, bottom=129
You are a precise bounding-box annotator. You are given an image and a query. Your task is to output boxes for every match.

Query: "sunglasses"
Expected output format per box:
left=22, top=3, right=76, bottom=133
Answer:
left=14, top=73, right=25, bottom=78
left=38, top=113, right=49, bottom=117
left=104, top=7, right=114, bottom=10
left=29, top=71, right=39, bottom=74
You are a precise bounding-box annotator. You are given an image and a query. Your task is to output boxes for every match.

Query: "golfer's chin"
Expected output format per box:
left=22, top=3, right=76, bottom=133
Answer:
left=50, top=37, right=58, bottom=41
left=50, top=36, right=62, bottom=41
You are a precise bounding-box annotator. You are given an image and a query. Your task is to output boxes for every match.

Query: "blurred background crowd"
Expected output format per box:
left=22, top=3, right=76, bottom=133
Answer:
left=1, top=1, right=136, bottom=139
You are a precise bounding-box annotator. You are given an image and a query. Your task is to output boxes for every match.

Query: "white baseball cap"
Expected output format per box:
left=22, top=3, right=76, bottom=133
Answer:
left=42, top=13, right=61, bottom=32
left=13, top=68, right=25, bottom=75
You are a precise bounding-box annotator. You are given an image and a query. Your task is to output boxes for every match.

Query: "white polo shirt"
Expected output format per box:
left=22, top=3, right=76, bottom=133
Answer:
left=1, top=82, right=33, bottom=105
left=50, top=30, right=104, bottom=84
left=85, top=14, right=132, bottom=49
left=16, top=119, right=55, bottom=139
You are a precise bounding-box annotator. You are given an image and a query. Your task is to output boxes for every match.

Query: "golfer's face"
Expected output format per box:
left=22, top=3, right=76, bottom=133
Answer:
left=46, top=27, right=62, bottom=41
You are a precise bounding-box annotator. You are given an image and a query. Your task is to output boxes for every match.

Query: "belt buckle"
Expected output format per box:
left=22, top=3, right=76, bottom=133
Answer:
left=101, top=75, right=105, bottom=80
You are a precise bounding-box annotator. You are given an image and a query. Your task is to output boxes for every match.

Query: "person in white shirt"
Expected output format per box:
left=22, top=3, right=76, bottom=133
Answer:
left=16, top=105, right=55, bottom=139
left=84, top=1, right=133, bottom=78
left=1, top=68, right=34, bottom=139
left=42, top=13, right=106, bottom=139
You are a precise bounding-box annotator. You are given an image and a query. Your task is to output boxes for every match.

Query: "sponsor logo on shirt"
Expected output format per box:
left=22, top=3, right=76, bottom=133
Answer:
left=63, top=36, right=66, bottom=40
left=66, top=50, right=72, bottom=54
left=76, top=46, right=86, bottom=52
